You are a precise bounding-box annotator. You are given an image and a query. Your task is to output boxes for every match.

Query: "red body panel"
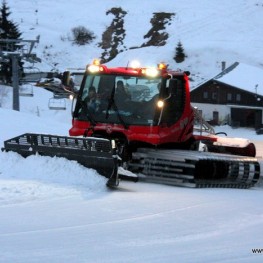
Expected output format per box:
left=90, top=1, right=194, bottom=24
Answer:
left=69, top=108, right=194, bottom=145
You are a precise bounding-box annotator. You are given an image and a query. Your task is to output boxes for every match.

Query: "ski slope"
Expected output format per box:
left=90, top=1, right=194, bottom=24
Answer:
left=1, top=0, right=263, bottom=261
left=1, top=85, right=263, bottom=263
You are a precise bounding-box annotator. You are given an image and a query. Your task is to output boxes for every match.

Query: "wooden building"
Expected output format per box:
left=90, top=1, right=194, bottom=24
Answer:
left=191, top=62, right=263, bottom=128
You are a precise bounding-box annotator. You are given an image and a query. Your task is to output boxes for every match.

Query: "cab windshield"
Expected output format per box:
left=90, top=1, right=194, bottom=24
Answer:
left=75, top=73, right=163, bottom=126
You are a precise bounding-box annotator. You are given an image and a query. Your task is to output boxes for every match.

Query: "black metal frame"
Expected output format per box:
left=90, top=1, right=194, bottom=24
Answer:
left=1, top=133, right=119, bottom=187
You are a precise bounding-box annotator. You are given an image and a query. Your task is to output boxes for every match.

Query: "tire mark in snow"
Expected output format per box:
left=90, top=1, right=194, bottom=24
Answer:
left=0, top=202, right=209, bottom=237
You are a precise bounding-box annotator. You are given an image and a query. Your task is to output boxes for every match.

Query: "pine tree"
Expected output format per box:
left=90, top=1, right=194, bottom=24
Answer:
left=174, top=41, right=186, bottom=63
left=0, top=1, right=23, bottom=84
left=0, top=0, right=21, bottom=40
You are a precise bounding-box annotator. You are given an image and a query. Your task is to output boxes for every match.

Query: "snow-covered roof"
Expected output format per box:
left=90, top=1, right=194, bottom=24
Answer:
left=214, top=62, right=263, bottom=96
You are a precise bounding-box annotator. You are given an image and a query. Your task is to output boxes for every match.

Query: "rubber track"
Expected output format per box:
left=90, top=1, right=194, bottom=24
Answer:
left=128, top=148, right=260, bottom=189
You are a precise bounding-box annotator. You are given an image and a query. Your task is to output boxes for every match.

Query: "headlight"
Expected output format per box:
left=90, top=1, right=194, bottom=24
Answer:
left=157, top=100, right=164, bottom=108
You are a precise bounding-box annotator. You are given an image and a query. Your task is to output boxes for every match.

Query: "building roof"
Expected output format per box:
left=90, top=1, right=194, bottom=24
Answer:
left=214, top=62, right=263, bottom=96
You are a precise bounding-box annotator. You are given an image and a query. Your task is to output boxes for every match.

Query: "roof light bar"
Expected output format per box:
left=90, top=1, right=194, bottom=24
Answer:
left=87, top=59, right=105, bottom=73
left=143, top=67, right=159, bottom=77
left=130, top=60, right=140, bottom=68
left=158, top=62, right=167, bottom=70
left=92, top=58, right=100, bottom=66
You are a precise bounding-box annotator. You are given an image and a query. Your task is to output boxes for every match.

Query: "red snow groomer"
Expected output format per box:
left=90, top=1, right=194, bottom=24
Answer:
left=2, top=59, right=260, bottom=188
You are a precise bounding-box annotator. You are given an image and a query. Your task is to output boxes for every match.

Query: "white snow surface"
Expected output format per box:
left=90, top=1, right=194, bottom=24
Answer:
left=1, top=87, right=263, bottom=263
left=1, top=0, right=263, bottom=262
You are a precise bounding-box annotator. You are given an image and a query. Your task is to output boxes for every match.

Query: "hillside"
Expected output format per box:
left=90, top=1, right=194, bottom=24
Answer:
left=6, top=0, right=263, bottom=87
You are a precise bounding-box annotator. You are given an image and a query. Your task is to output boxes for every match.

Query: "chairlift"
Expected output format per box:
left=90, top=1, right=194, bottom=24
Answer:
left=21, top=66, right=42, bottom=83
left=23, top=66, right=40, bottom=74
left=48, top=96, right=66, bottom=110
left=19, top=84, right=34, bottom=97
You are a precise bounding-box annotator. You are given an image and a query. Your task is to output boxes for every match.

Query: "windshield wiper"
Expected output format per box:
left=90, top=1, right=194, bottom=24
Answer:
left=106, top=86, right=128, bottom=129
left=79, top=99, right=97, bottom=127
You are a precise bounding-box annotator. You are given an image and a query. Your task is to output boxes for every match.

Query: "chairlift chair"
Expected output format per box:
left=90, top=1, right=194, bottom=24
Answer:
left=21, top=66, right=42, bottom=83
left=48, top=96, right=66, bottom=110
left=19, top=84, right=34, bottom=97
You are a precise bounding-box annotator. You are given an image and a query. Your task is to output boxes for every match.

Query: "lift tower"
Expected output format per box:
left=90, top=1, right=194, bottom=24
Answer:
left=0, top=36, right=41, bottom=111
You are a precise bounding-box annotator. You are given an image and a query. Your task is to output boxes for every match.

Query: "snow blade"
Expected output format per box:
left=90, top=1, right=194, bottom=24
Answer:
left=1, top=133, right=119, bottom=187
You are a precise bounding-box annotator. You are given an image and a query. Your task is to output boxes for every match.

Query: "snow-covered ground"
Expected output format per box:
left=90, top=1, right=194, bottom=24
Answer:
left=1, top=85, right=263, bottom=263
left=1, top=0, right=263, bottom=262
